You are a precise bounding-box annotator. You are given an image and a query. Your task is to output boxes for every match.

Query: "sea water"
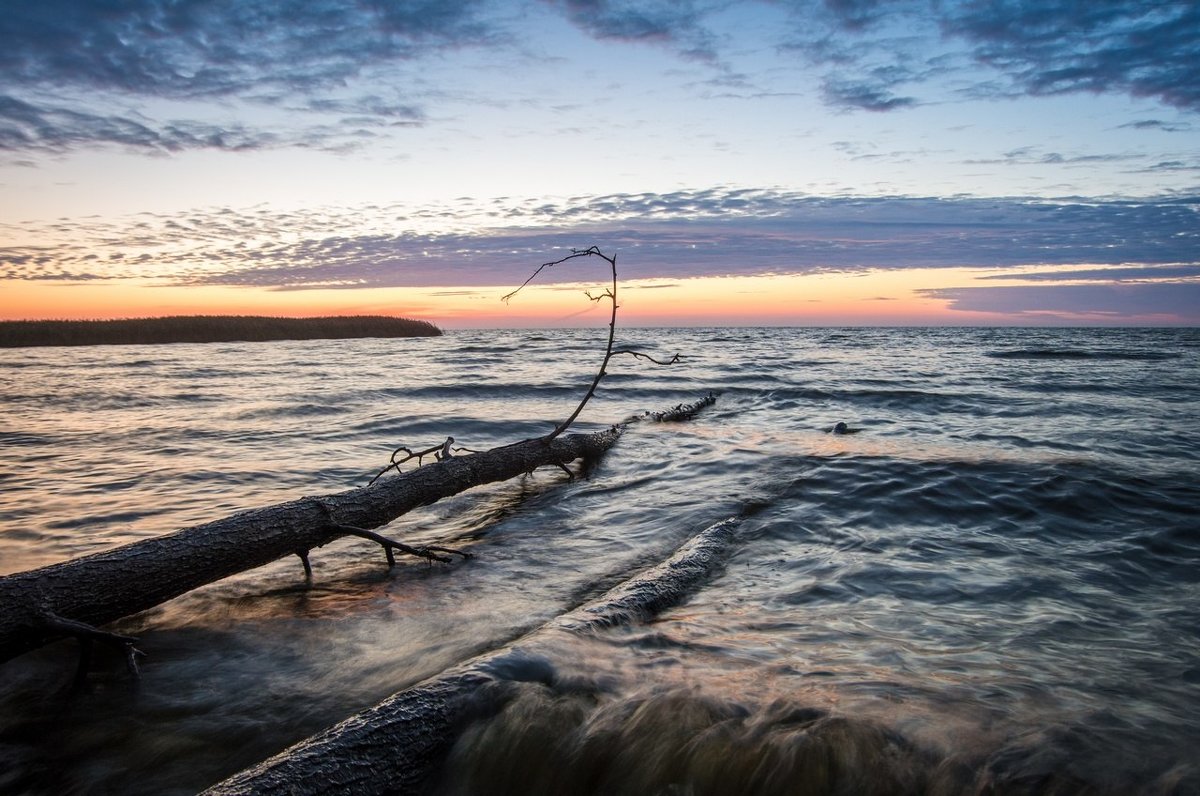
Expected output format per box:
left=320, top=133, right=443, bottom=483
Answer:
left=0, top=327, right=1197, bottom=794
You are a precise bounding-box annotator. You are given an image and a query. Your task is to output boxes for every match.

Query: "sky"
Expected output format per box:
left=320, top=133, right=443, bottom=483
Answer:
left=1, top=0, right=1198, bottom=327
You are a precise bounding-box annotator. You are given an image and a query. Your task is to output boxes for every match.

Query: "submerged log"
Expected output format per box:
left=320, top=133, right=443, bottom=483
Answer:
left=0, top=392, right=717, bottom=667
left=203, top=517, right=742, bottom=796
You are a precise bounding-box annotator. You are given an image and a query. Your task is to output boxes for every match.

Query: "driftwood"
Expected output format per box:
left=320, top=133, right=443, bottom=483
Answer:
left=0, top=393, right=716, bottom=669
left=0, top=245, right=698, bottom=678
left=203, top=517, right=742, bottom=796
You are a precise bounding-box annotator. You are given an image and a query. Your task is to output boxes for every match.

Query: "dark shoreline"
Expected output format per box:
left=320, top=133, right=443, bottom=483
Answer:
left=0, top=315, right=442, bottom=348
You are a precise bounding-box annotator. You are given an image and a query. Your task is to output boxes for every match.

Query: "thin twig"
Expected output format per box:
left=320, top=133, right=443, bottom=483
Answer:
left=369, top=246, right=679, bottom=484
left=545, top=249, right=619, bottom=440
left=42, top=612, right=139, bottom=646
left=611, top=349, right=682, bottom=365
left=501, top=245, right=606, bottom=304
left=308, top=499, right=470, bottom=569
left=42, top=612, right=145, bottom=676
left=367, top=436, right=458, bottom=486
left=332, top=524, right=470, bottom=565
left=504, top=246, right=682, bottom=440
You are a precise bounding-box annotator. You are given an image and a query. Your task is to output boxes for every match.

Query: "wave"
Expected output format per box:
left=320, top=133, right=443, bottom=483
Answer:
left=400, top=383, right=591, bottom=399
left=436, top=684, right=1195, bottom=795
left=455, top=344, right=521, bottom=353
left=438, top=687, right=929, bottom=796
left=987, top=348, right=1178, bottom=361
left=841, top=387, right=983, bottom=411
left=203, top=519, right=742, bottom=795
left=231, top=402, right=347, bottom=420
left=0, top=431, right=59, bottom=447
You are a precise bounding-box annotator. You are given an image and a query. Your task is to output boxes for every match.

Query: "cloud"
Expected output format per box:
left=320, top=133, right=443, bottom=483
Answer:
left=821, top=73, right=917, bottom=111
left=1, top=0, right=1196, bottom=160
left=977, top=264, right=1200, bottom=282
left=1118, top=119, right=1193, bottom=133
left=4, top=190, right=1197, bottom=291
left=822, top=0, right=896, bottom=31
left=778, top=0, right=1200, bottom=113
left=549, top=0, right=718, bottom=60
left=0, top=92, right=429, bottom=157
left=1138, top=160, right=1200, bottom=174
left=941, top=1, right=1200, bottom=111
left=963, top=145, right=1143, bottom=167
left=776, top=1, right=938, bottom=112
left=0, top=1, right=494, bottom=100
left=0, top=94, right=282, bottom=155
left=0, top=0, right=490, bottom=155
left=919, top=283, right=1200, bottom=323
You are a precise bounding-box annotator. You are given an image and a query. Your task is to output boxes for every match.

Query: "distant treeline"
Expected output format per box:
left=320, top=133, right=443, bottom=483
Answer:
left=0, top=315, right=442, bottom=348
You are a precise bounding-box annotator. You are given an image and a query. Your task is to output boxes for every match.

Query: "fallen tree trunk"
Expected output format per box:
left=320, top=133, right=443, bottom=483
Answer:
left=0, top=393, right=716, bottom=667
left=203, top=517, right=742, bottom=796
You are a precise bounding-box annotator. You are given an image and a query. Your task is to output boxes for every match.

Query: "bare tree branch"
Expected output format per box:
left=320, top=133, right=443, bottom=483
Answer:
left=331, top=524, right=469, bottom=566
left=612, top=348, right=682, bottom=365
left=499, top=245, right=607, bottom=305
left=504, top=246, right=681, bottom=441
left=368, top=436, right=476, bottom=486
left=372, top=246, right=681, bottom=485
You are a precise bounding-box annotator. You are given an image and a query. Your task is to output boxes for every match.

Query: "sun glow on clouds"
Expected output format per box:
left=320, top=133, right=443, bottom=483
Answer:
left=358, top=266, right=1200, bottom=328
left=3, top=189, right=1197, bottom=324
left=6, top=265, right=1136, bottom=328
left=4, top=266, right=1200, bottom=330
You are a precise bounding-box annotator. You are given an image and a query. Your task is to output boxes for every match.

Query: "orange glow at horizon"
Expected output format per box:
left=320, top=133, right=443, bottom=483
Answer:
left=0, top=280, right=439, bottom=322
left=424, top=267, right=1014, bottom=326
left=0, top=267, right=1018, bottom=327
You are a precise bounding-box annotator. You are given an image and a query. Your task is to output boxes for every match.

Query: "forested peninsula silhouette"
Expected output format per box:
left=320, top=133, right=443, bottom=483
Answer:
left=0, top=315, right=442, bottom=348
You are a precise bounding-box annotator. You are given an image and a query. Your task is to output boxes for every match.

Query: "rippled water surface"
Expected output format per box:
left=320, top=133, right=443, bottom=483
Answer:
left=1, top=327, right=1198, bottom=794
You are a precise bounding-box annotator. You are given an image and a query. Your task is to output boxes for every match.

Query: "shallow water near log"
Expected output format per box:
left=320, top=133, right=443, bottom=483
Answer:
left=1, top=327, right=1198, bottom=794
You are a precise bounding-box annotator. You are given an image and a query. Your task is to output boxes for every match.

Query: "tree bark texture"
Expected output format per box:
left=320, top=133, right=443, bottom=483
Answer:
left=202, top=517, right=742, bottom=796
left=0, top=428, right=620, bottom=665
